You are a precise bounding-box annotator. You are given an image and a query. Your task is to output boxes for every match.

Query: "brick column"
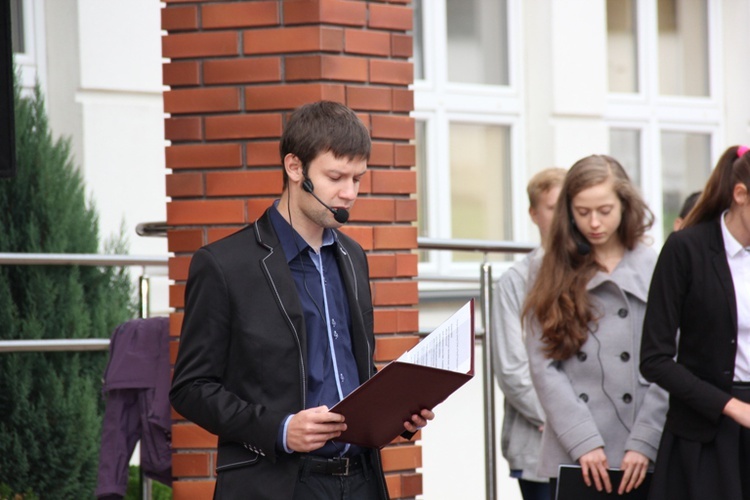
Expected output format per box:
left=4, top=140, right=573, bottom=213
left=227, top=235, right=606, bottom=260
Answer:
left=161, top=1, right=420, bottom=498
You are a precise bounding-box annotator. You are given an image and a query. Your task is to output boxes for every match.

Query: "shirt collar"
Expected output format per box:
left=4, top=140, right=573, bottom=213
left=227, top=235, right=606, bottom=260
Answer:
left=269, top=200, right=335, bottom=263
left=720, top=209, right=746, bottom=258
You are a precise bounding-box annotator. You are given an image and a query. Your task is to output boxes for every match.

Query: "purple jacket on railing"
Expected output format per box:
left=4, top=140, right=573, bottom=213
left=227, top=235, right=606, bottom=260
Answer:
left=95, top=317, right=172, bottom=499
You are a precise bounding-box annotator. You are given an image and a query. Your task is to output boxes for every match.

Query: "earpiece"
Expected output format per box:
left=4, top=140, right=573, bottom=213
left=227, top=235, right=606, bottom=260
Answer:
left=300, top=176, right=349, bottom=224
left=570, top=216, right=591, bottom=256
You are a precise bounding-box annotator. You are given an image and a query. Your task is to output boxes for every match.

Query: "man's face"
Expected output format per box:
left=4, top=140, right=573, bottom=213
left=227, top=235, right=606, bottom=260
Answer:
left=529, top=186, right=561, bottom=243
left=300, top=151, right=367, bottom=229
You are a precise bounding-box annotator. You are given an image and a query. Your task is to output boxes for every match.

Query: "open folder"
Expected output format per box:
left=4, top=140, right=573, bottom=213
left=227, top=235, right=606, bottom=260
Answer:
left=331, top=299, right=475, bottom=449
left=556, top=465, right=652, bottom=500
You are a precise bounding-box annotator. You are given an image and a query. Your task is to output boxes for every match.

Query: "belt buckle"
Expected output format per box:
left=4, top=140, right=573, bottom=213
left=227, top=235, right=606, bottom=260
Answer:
left=332, top=457, right=350, bottom=476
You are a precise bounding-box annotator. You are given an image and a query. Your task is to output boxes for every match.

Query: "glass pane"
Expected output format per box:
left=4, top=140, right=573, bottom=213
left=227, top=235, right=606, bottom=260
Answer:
left=446, top=0, right=508, bottom=85
left=609, top=128, right=641, bottom=187
left=607, top=0, right=638, bottom=93
left=449, top=122, right=511, bottom=262
left=415, top=121, right=429, bottom=262
left=660, top=131, right=711, bottom=235
left=10, top=0, right=25, bottom=54
left=413, top=0, right=424, bottom=80
left=658, top=0, right=709, bottom=96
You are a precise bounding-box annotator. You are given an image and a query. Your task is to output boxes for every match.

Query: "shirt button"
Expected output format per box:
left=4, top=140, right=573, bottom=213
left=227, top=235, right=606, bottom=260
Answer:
left=618, top=308, right=629, bottom=318
left=579, top=393, right=589, bottom=403
left=577, top=351, right=588, bottom=362
left=620, top=352, right=631, bottom=362
left=622, top=393, right=633, bottom=404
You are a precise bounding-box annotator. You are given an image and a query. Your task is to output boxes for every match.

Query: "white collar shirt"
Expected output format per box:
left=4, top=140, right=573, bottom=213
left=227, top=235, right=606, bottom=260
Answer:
left=720, top=211, right=750, bottom=381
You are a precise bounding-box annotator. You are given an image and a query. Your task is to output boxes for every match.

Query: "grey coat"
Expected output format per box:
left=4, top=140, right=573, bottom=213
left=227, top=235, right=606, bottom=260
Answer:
left=525, top=243, right=667, bottom=479
left=491, top=249, right=546, bottom=482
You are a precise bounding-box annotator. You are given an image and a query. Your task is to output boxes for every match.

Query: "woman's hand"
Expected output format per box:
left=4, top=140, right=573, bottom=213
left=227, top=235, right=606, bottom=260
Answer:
left=723, top=398, right=750, bottom=428
left=578, top=447, right=611, bottom=493
left=618, top=450, right=649, bottom=494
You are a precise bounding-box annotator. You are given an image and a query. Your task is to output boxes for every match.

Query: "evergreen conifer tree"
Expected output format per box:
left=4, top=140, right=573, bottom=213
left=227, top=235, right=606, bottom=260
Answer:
left=0, top=76, right=134, bottom=497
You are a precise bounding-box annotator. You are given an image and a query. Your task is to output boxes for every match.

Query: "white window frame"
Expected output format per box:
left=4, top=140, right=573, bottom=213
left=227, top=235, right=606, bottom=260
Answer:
left=606, top=0, right=723, bottom=246
left=12, top=0, right=46, bottom=96
left=413, top=0, right=525, bottom=278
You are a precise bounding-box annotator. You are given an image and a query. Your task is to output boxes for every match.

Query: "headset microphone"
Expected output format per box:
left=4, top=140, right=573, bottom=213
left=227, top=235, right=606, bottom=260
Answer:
left=302, top=178, right=350, bottom=224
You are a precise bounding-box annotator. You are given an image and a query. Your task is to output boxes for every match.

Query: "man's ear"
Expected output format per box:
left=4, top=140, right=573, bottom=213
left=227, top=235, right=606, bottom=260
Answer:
left=284, top=154, right=304, bottom=184
left=529, top=206, right=539, bottom=226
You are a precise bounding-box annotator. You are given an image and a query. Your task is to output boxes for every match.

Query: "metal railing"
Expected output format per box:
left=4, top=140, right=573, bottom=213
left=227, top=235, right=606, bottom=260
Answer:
left=0, top=252, right=168, bottom=499
left=0, top=253, right=168, bottom=352
left=418, top=237, right=535, bottom=500
left=0, top=238, right=535, bottom=500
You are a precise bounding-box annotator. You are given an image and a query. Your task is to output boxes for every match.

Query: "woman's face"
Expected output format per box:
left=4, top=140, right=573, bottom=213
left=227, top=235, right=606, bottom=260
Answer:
left=570, top=178, right=623, bottom=252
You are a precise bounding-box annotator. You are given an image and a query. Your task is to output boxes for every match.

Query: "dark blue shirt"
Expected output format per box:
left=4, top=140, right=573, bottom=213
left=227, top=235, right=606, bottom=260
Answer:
left=269, top=202, right=362, bottom=457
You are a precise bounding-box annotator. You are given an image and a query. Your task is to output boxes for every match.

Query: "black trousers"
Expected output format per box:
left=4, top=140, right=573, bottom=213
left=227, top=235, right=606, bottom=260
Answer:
left=292, top=455, right=381, bottom=500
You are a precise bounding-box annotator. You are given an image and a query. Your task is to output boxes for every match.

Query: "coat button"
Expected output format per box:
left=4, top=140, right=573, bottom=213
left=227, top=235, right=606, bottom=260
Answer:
left=622, top=393, right=633, bottom=404
left=577, top=351, right=588, bottom=362
left=618, top=308, right=629, bottom=318
left=731, top=339, right=736, bottom=345
left=579, top=393, right=589, bottom=403
left=620, top=352, right=630, bottom=362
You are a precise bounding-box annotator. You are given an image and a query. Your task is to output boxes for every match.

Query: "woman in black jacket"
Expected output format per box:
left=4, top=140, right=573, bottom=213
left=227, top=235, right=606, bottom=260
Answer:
left=640, top=145, right=750, bottom=499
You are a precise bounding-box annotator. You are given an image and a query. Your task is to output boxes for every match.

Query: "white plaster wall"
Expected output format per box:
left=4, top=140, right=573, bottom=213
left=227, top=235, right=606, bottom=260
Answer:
left=722, top=0, right=750, bottom=145
left=44, top=0, right=169, bottom=315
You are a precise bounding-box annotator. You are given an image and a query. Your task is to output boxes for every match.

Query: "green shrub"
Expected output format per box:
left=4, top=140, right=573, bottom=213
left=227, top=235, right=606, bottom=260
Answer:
left=0, top=77, right=135, bottom=496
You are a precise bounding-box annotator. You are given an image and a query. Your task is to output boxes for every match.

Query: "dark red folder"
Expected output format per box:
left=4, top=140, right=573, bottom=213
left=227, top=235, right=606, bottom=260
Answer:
left=331, top=300, right=475, bottom=449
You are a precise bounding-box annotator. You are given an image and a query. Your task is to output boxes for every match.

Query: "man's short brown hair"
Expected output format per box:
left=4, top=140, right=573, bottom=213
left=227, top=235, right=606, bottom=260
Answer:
left=527, top=167, right=566, bottom=208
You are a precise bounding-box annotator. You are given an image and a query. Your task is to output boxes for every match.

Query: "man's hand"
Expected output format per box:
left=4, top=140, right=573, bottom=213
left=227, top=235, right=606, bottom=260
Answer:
left=618, top=450, right=649, bottom=494
left=403, top=408, right=435, bottom=433
left=579, top=447, right=611, bottom=493
left=286, top=406, right=347, bottom=453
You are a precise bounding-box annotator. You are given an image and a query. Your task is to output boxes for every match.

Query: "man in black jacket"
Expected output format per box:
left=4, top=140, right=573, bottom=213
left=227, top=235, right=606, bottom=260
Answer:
left=170, top=101, right=432, bottom=500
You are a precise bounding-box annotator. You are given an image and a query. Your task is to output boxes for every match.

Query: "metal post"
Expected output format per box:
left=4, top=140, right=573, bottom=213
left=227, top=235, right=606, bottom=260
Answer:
left=139, top=273, right=150, bottom=320
left=138, top=271, right=152, bottom=500
left=480, top=259, right=496, bottom=500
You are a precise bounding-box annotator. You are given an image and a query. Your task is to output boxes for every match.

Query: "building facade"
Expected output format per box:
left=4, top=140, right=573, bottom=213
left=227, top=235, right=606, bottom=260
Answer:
left=11, top=0, right=750, bottom=499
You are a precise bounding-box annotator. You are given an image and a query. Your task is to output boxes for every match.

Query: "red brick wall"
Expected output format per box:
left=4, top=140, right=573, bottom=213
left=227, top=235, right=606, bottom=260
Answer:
left=162, top=1, right=421, bottom=498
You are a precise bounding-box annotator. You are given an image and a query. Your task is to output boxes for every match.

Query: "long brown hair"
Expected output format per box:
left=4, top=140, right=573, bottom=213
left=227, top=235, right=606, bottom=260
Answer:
left=682, top=146, right=750, bottom=228
left=523, top=155, right=654, bottom=360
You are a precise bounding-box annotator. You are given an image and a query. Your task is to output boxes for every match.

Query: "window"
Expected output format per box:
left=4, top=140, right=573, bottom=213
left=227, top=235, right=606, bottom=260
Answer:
left=446, top=0, right=508, bottom=86
left=413, top=0, right=520, bottom=274
left=10, top=0, right=45, bottom=94
left=449, top=123, right=511, bottom=262
left=607, top=0, right=638, bottom=93
left=10, top=0, right=25, bottom=54
left=660, top=131, right=710, bottom=235
left=658, top=0, right=709, bottom=96
left=609, top=128, right=642, bottom=187
left=413, top=0, right=425, bottom=81
left=606, top=0, right=719, bottom=244
left=415, top=120, right=429, bottom=262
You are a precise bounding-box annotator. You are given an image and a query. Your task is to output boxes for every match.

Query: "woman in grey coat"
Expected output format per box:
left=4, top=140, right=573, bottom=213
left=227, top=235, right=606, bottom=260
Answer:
left=523, top=155, right=667, bottom=498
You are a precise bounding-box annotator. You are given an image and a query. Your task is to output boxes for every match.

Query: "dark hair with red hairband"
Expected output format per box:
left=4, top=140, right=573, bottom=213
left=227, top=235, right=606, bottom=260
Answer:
left=681, top=145, right=750, bottom=228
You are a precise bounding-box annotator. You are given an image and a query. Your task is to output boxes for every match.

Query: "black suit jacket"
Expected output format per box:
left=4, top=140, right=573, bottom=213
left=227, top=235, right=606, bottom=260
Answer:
left=169, top=208, right=388, bottom=499
left=640, top=219, right=738, bottom=443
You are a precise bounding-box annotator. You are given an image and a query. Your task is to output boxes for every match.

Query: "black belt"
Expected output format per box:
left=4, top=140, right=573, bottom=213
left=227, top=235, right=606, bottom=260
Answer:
left=299, top=454, right=365, bottom=476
